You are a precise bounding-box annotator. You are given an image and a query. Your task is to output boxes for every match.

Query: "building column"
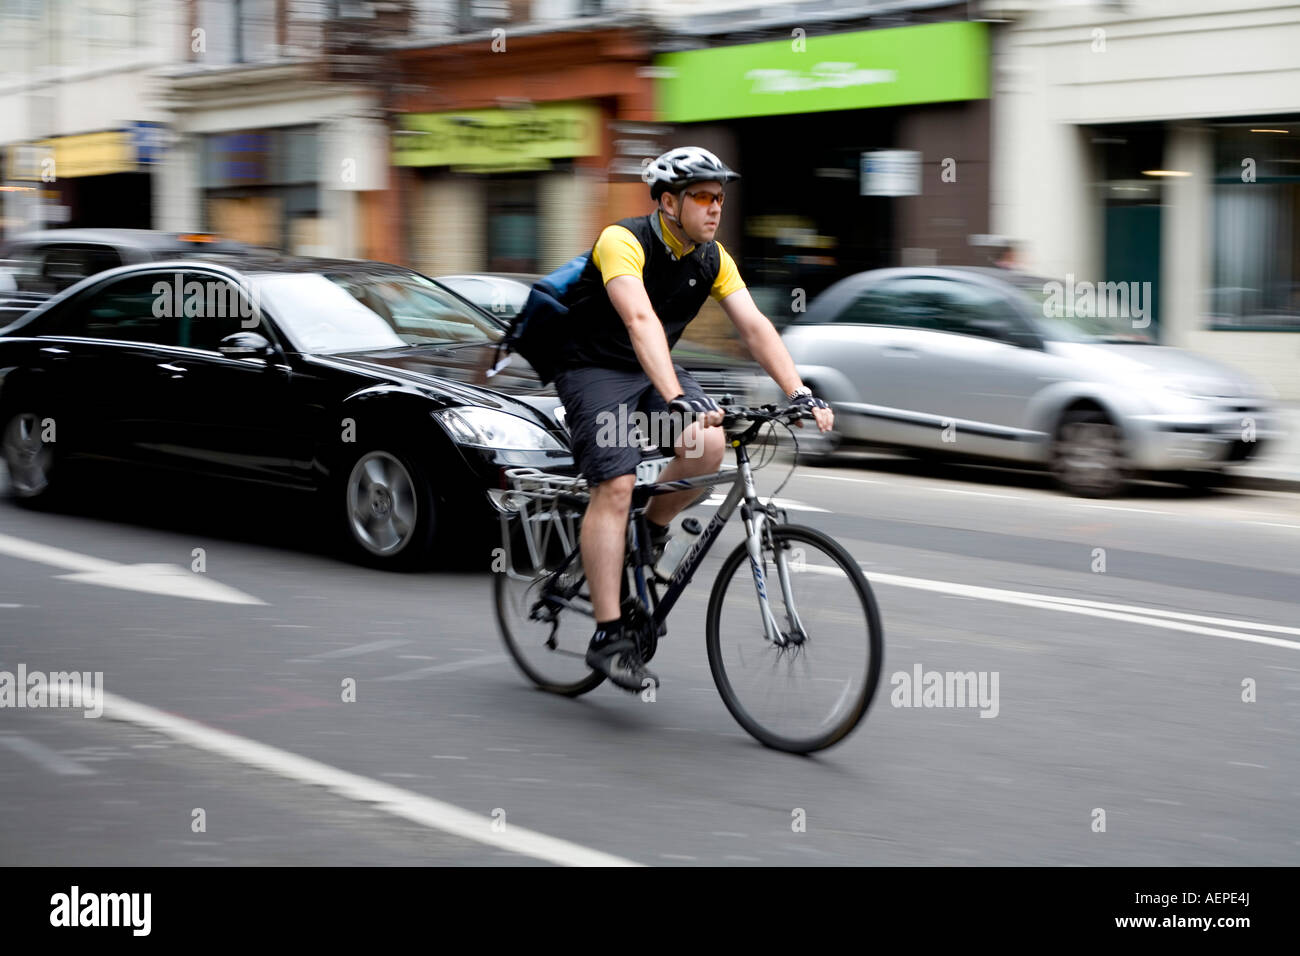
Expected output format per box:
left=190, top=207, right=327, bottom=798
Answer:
left=154, top=133, right=202, bottom=232
left=1160, top=124, right=1212, bottom=351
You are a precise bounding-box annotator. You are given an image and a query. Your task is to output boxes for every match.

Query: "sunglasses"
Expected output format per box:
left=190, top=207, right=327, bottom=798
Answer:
left=681, top=189, right=725, bottom=208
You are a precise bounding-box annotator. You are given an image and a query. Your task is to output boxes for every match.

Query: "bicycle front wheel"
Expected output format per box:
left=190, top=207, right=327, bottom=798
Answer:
left=706, top=524, right=883, bottom=753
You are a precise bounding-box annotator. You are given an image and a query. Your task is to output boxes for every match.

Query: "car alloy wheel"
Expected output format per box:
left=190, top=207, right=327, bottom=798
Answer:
left=346, top=450, right=420, bottom=557
left=2, top=411, right=55, bottom=498
left=1053, top=410, right=1125, bottom=498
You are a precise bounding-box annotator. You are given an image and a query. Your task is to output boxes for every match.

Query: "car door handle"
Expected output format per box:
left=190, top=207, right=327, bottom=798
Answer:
left=157, top=362, right=187, bottom=378
left=883, top=345, right=919, bottom=356
left=40, top=347, right=70, bottom=357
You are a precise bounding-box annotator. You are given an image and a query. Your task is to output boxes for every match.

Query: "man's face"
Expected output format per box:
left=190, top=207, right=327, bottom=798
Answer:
left=665, top=179, right=724, bottom=243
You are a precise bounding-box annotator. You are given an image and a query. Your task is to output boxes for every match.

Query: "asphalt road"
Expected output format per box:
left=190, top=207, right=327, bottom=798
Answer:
left=2, top=453, right=1297, bottom=866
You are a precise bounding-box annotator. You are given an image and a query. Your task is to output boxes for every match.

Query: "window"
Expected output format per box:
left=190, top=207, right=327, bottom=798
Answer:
left=486, top=178, right=539, bottom=273
left=838, top=277, right=1022, bottom=341
left=14, top=244, right=124, bottom=295
left=1208, top=122, right=1300, bottom=331
left=175, top=274, right=263, bottom=352
left=54, top=275, right=178, bottom=345
left=837, top=281, right=941, bottom=330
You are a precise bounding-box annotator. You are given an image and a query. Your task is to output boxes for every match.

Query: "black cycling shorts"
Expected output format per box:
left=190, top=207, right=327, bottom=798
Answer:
left=555, top=364, right=710, bottom=485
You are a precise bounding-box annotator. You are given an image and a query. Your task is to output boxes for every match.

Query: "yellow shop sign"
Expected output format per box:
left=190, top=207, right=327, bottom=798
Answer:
left=393, top=103, right=599, bottom=169
left=7, top=131, right=135, bottom=180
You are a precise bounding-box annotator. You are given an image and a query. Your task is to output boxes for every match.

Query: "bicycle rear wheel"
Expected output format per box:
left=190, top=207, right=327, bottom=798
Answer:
left=494, top=520, right=605, bottom=697
left=706, top=524, right=882, bottom=753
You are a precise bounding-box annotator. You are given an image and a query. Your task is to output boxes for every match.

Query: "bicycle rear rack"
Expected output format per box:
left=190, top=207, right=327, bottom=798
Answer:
left=494, top=468, right=589, bottom=582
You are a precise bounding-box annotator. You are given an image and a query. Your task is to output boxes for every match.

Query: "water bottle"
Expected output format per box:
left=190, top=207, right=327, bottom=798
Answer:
left=655, top=517, right=703, bottom=582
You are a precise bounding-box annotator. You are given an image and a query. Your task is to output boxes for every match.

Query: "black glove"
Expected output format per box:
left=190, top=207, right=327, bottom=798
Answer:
left=790, top=392, right=829, bottom=411
left=667, top=393, right=721, bottom=420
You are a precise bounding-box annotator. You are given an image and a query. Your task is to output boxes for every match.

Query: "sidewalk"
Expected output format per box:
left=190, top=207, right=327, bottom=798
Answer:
left=1233, top=402, right=1300, bottom=493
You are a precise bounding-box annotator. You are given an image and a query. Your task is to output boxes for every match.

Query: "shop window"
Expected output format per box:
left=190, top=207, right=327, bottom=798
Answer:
left=486, top=178, right=538, bottom=273
left=1207, top=122, right=1300, bottom=331
left=58, top=275, right=179, bottom=345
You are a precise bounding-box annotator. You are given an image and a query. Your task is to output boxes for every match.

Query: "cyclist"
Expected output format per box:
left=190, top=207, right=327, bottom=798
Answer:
left=551, top=146, right=834, bottom=691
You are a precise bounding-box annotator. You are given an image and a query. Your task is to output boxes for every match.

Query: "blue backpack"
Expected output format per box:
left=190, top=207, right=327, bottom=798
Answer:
left=489, top=252, right=591, bottom=385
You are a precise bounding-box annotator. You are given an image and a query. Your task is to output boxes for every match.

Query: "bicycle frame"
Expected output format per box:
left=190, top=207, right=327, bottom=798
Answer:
left=496, top=412, right=811, bottom=649
left=628, top=438, right=806, bottom=647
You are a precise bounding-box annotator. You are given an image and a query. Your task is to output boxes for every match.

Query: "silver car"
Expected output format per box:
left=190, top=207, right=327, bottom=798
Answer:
left=781, top=267, right=1281, bottom=496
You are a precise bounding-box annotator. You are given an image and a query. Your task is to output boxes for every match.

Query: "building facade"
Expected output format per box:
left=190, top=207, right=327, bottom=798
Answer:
left=990, top=0, right=1300, bottom=398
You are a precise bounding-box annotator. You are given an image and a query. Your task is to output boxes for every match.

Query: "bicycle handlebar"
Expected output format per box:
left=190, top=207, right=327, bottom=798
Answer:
left=719, top=402, right=812, bottom=431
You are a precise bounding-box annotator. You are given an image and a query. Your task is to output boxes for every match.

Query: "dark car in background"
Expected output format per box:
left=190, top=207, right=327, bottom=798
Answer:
left=0, top=229, right=260, bottom=325
left=0, top=256, right=573, bottom=569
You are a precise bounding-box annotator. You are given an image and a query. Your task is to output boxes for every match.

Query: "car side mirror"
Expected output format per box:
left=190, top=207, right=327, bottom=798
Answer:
left=218, top=331, right=274, bottom=357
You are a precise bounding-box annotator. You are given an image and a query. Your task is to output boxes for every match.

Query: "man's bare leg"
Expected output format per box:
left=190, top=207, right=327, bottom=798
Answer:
left=581, top=473, right=635, bottom=623
left=645, top=422, right=725, bottom=529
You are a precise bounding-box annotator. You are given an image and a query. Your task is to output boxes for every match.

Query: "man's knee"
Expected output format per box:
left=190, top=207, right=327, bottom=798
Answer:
left=591, top=472, right=635, bottom=510
left=676, top=424, right=725, bottom=468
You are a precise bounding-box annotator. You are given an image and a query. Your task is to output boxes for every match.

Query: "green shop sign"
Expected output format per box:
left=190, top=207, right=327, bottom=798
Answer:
left=393, top=102, right=599, bottom=168
left=656, top=21, right=988, bottom=123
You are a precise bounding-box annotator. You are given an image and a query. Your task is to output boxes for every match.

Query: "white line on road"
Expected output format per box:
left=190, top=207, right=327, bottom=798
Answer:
left=933, top=488, right=1026, bottom=500
left=0, top=735, right=95, bottom=776
left=806, top=565, right=1300, bottom=652
left=701, top=495, right=828, bottom=513
left=1075, top=504, right=1173, bottom=515
left=0, top=532, right=265, bottom=605
left=375, top=654, right=508, bottom=681
left=308, top=639, right=412, bottom=660
left=97, top=691, right=638, bottom=867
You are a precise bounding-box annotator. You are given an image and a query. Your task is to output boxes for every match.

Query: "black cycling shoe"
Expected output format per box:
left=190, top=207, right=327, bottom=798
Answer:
left=586, top=631, right=660, bottom=692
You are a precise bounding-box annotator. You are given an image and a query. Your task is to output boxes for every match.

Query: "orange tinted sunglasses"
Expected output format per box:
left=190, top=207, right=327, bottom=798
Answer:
left=682, top=189, right=725, bottom=208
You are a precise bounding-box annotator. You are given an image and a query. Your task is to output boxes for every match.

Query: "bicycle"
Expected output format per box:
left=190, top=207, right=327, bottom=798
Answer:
left=492, top=403, right=884, bottom=754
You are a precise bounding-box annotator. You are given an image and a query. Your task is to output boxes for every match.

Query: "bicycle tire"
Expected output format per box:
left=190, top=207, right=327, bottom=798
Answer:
left=705, top=524, right=883, bottom=753
left=494, top=521, right=606, bottom=697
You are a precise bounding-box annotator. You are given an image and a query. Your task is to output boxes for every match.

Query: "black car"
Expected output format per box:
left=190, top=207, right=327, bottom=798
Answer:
left=0, top=256, right=573, bottom=569
left=0, top=229, right=261, bottom=325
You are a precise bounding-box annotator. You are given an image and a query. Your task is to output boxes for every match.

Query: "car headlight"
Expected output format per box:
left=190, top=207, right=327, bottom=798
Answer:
left=432, top=406, right=566, bottom=451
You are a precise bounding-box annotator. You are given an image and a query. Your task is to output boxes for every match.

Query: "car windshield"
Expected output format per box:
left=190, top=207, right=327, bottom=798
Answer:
left=252, top=270, right=503, bottom=353
left=1005, top=274, right=1154, bottom=344
left=438, top=275, right=530, bottom=320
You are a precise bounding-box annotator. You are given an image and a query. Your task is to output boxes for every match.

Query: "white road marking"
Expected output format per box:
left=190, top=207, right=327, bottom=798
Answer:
left=96, top=691, right=637, bottom=866
left=1076, top=504, right=1172, bottom=515
left=799, top=474, right=884, bottom=485
left=375, top=654, right=508, bottom=681
left=804, top=564, right=1300, bottom=652
left=934, top=488, right=1026, bottom=500
left=701, top=495, right=828, bottom=513
left=0, top=532, right=264, bottom=605
left=0, top=735, right=95, bottom=776
left=308, top=639, right=412, bottom=660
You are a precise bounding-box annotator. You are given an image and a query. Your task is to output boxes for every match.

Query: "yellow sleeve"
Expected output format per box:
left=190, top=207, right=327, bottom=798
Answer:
left=710, top=242, right=747, bottom=301
left=591, top=225, right=645, bottom=285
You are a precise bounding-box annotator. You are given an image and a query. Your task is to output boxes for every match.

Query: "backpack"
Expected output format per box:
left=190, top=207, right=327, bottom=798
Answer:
left=488, top=252, right=591, bottom=385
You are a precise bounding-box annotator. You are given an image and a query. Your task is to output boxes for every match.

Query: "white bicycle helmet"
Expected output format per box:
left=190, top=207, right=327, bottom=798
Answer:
left=644, top=146, right=740, bottom=199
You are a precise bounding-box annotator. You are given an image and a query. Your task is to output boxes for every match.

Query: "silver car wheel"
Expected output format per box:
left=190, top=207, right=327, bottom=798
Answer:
left=1054, top=418, right=1123, bottom=496
left=2, top=412, right=54, bottom=498
left=346, top=451, right=419, bottom=557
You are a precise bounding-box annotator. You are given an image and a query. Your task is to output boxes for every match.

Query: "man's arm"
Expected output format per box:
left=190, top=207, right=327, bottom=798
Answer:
left=719, top=288, right=834, bottom=431
left=605, top=275, right=684, bottom=403
left=718, top=288, right=802, bottom=395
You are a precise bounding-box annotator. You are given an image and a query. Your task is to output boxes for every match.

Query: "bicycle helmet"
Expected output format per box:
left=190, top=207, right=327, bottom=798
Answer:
left=645, top=146, right=740, bottom=199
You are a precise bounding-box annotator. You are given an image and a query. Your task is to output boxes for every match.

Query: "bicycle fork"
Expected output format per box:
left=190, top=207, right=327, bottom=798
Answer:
left=737, top=457, right=808, bottom=648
